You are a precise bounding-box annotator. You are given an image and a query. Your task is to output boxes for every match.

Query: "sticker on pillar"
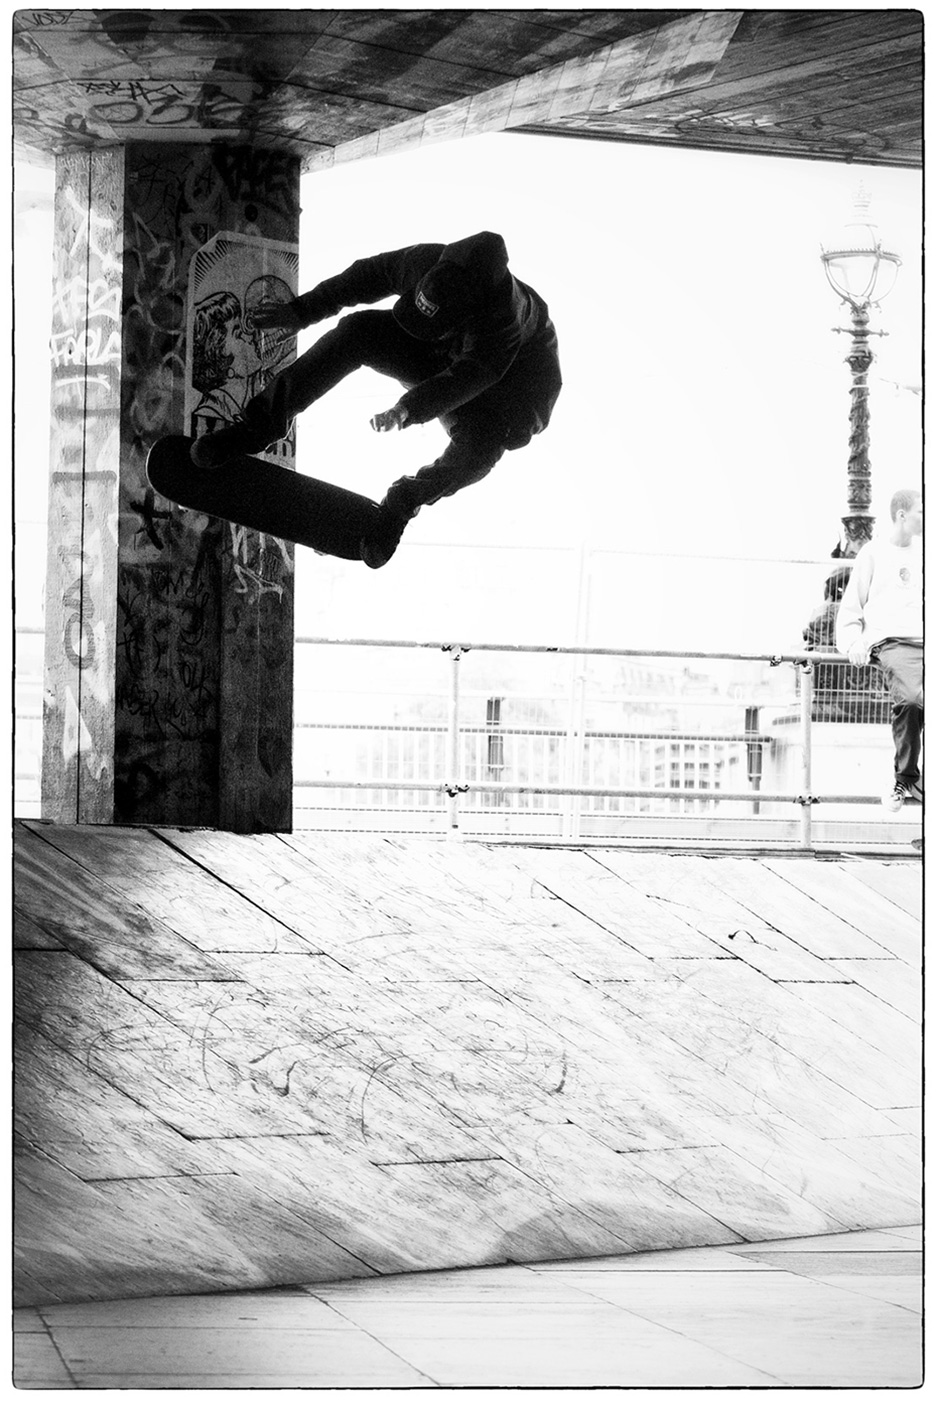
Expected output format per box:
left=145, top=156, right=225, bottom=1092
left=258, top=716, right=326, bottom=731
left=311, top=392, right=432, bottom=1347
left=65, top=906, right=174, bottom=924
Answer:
left=185, top=232, right=299, bottom=469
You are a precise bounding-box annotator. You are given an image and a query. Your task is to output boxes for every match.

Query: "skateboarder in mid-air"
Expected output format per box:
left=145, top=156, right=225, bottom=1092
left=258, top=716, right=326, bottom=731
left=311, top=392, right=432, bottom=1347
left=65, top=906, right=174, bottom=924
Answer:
left=189, top=231, right=562, bottom=568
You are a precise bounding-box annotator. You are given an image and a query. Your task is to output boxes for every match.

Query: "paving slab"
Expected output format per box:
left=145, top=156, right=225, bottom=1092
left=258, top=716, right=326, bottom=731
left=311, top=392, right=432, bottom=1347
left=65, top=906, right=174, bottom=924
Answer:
left=15, top=1227, right=921, bottom=1389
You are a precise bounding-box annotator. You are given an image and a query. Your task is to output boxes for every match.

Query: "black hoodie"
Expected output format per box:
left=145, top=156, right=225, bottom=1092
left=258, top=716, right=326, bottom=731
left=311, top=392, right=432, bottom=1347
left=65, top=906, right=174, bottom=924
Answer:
left=293, top=231, right=561, bottom=438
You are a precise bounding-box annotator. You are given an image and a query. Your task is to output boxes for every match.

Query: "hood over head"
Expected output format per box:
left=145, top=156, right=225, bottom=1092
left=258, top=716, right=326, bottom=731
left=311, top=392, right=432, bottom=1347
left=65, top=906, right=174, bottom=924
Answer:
left=393, top=231, right=511, bottom=340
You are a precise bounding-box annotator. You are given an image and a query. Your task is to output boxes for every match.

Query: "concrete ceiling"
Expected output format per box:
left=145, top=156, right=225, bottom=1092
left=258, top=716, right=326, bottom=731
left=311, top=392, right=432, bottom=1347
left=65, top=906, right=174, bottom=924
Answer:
left=13, top=8, right=923, bottom=173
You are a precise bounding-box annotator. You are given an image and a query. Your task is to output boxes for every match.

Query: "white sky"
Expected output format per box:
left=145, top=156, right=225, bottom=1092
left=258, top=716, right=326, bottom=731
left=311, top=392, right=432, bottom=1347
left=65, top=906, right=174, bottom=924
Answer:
left=293, top=129, right=923, bottom=566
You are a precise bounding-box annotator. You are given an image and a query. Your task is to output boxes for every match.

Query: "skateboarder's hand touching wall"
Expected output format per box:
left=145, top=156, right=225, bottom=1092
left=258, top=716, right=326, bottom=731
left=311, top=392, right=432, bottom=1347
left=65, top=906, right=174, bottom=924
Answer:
left=249, top=299, right=306, bottom=334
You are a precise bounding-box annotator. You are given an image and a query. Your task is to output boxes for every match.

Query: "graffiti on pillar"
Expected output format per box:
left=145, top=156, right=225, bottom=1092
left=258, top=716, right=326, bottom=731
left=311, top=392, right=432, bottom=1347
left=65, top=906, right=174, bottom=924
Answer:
left=186, top=231, right=298, bottom=461
left=227, top=521, right=293, bottom=600
left=50, top=268, right=122, bottom=394
left=49, top=187, right=122, bottom=397
left=184, top=230, right=299, bottom=602
left=114, top=143, right=300, bottom=824
left=117, top=558, right=218, bottom=740
left=121, top=148, right=299, bottom=486
left=42, top=150, right=124, bottom=823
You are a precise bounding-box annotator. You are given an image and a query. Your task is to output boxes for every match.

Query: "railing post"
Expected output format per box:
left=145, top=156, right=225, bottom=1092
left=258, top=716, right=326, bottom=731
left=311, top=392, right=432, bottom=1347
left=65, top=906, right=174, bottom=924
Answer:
left=562, top=665, right=577, bottom=840
left=798, top=660, right=814, bottom=848
left=572, top=669, right=587, bottom=841
left=744, top=704, right=763, bottom=815
left=562, top=541, right=591, bottom=841
left=444, top=645, right=466, bottom=833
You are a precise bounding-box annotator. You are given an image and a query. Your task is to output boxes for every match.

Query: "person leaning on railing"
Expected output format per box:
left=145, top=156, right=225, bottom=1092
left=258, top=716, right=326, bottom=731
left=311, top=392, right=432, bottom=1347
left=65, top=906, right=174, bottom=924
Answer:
left=835, top=488, right=924, bottom=821
left=803, top=564, right=852, bottom=719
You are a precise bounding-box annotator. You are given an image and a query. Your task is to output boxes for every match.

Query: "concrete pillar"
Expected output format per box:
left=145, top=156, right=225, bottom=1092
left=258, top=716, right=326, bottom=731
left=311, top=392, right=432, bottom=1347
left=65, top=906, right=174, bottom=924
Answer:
left=42, top=141, right=301, bottom=831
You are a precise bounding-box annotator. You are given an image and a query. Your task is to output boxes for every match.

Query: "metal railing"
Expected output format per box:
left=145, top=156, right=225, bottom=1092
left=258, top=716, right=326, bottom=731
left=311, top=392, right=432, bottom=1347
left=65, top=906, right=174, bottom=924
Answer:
left=15, top=630, right=919, bottom=851
left=291, top=636, right=916, bottom=851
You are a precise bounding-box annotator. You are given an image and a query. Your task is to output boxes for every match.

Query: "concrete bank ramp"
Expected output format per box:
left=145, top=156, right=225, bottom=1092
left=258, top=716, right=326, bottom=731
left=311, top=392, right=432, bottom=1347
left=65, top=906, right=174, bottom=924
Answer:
left=14, top=821, right=922, bottom=1306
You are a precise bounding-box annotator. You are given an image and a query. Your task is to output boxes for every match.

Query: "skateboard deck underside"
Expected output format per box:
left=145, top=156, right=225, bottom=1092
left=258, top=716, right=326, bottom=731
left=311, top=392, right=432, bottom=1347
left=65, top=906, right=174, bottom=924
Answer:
left=147, top=436, right=380, bottom=561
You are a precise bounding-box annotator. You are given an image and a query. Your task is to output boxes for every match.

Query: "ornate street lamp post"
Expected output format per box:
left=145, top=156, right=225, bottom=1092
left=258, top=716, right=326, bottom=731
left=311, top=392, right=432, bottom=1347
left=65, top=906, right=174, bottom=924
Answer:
left=820, top=189, right=901, bottom=557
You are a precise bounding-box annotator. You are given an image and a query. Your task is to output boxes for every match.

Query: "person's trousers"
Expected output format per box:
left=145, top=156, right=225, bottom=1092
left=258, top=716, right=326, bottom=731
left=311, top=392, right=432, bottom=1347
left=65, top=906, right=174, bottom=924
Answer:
left=873, top=640, right=924, bottom=793
left=241, top=310, right=511, bottom=515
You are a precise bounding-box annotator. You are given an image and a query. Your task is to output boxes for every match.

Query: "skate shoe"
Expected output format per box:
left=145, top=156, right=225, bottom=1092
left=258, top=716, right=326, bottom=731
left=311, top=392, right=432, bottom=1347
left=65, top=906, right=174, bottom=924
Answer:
left=360, top=505, right=410, bottom=570
left=190, top=423, right=271, bottom=470
left=883, top=780, right=913, bottom=813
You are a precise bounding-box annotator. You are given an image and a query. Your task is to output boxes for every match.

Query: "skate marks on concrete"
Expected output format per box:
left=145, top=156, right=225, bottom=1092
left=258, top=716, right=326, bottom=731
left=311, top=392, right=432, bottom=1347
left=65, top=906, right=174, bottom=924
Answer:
left=13, top=821, right=922, bottom=1304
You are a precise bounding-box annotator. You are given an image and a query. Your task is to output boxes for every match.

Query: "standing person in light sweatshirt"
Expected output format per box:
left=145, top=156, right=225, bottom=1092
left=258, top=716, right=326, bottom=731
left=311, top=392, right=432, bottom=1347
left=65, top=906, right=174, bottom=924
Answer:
left=836, top=488, right=924, bottom=813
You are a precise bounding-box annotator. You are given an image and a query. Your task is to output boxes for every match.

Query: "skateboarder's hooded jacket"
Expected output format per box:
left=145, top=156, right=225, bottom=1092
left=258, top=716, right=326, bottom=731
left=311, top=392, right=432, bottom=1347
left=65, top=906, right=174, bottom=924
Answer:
left=293, top=232, right=561, bottom=447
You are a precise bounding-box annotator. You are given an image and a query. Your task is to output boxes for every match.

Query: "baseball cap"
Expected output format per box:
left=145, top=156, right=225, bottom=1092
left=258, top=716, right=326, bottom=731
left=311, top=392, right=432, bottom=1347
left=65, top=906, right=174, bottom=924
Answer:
left=393, top=262, right=476, bottom=341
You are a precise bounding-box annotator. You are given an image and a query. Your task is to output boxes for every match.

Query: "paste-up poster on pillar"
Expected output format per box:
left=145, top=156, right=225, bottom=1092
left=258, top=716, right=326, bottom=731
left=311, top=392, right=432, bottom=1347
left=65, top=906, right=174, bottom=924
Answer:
left=185, top=232, right=300, bottom=467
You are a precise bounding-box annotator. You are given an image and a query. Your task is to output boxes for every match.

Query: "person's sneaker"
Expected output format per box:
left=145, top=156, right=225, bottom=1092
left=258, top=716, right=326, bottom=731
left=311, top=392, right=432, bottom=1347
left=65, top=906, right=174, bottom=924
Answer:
left=383, top=478, right=421, bottom=518
left=190, top=423, right=268, bottom=470
left=360, top=506, right=410, bottom=569
left=883, top=780, right=913, bottom=813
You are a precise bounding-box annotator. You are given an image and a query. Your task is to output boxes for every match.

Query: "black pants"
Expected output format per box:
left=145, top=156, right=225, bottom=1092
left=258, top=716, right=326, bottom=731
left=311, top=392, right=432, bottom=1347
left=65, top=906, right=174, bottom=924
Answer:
left=873, top=640, right=924, bottom=794
left=241, top=310, right=515, bottom=516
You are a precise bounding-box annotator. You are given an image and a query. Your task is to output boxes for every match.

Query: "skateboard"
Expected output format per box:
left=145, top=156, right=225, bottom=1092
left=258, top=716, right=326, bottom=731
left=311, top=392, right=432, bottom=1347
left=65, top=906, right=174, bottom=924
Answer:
left=146, top=435, right=381, bottom=562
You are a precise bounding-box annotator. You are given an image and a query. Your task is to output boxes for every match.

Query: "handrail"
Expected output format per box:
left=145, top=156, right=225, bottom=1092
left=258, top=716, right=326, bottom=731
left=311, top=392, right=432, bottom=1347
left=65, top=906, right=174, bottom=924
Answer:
left=15, top=622, right=857, bottom=665
left=294, top=722, right=775, bottom=742
left=292, top=778, right=884, bottom=805
left=294, top=635, right=853, bottom=665
left=285, top=636, right=902, bottom=844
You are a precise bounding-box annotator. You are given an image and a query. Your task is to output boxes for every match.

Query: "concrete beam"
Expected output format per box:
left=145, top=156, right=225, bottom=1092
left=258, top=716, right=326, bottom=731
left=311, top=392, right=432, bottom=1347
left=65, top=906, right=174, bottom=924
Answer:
left=305, top=11, right=743, bottom=171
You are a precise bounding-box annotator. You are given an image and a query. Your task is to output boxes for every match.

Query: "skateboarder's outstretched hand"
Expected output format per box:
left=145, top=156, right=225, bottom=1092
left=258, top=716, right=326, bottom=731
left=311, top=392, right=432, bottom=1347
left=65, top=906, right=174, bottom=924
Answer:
left=370, top=405, right=410, bottom=433
left=249, top=299, right=306, bottom=334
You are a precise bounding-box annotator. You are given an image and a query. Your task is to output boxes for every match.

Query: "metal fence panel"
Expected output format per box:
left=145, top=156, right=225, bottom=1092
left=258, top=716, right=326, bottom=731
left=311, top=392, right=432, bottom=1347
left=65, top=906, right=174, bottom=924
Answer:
left=15, top=623, right=920, bottom=852
left=291, top=641, right=920, bottom=851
